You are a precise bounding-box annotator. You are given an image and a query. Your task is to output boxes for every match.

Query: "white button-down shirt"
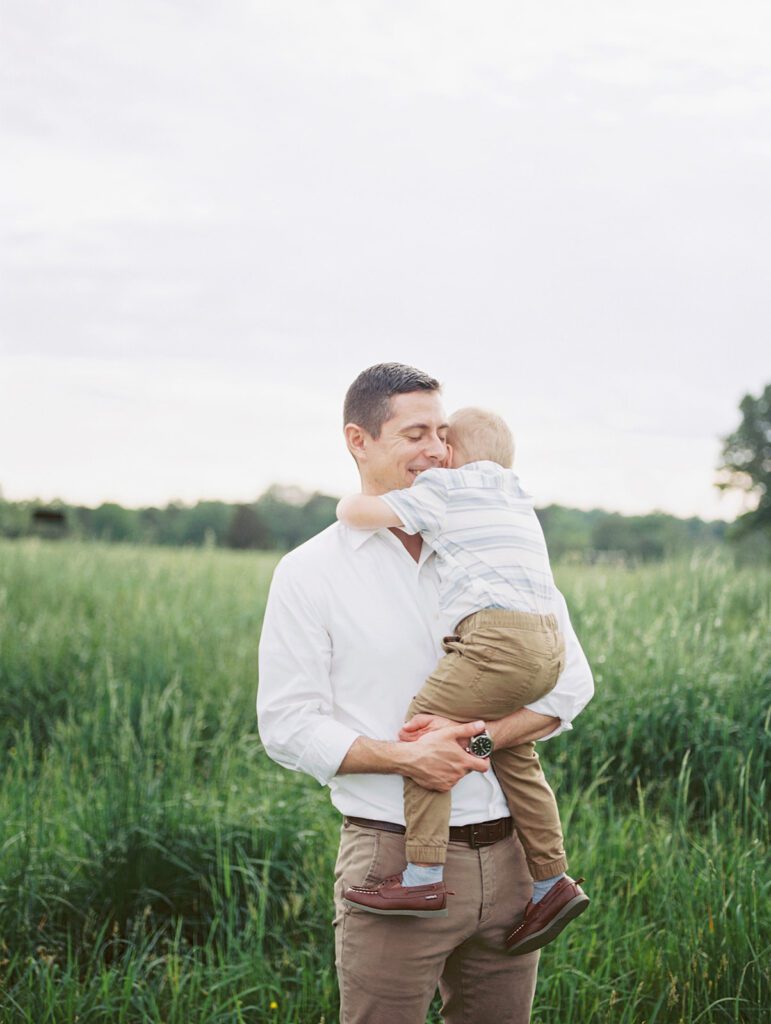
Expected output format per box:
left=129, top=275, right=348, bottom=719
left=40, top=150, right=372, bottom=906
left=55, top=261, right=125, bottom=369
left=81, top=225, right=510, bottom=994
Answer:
left=257, top=522, right=594, bottom=825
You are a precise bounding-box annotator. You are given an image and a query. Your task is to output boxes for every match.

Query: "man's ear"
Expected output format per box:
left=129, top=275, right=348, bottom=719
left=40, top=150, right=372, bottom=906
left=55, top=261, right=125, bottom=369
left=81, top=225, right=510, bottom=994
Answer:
left=344, top=423, right=369, bottom=463
left=441, top=443, right=453, bottom=469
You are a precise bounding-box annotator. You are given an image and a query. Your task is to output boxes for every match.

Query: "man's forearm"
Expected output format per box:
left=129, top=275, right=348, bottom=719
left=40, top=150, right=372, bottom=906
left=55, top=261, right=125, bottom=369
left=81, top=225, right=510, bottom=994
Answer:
left=487, top=708, right=560, bottom=749
left=338, top=722, right=490, bottom=792
left=338, top=735, right=409, bottom=775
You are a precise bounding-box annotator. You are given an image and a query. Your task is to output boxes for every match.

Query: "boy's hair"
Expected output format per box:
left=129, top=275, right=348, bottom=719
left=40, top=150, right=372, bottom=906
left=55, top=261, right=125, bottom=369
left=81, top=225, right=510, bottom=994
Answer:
left=343, top=362, right=441, bottom=439
left=448, top=407, right=515, bottom=468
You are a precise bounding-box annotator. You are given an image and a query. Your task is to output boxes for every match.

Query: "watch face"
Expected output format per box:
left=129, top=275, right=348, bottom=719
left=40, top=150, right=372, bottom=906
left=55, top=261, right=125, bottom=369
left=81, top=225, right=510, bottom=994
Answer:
left=471, top=733, right=493, bottom=757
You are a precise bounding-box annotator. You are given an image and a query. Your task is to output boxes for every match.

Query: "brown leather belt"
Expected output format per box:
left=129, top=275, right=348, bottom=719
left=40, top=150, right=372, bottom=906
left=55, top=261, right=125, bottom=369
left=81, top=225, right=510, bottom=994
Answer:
left=344, top=815, right=513, bottom=849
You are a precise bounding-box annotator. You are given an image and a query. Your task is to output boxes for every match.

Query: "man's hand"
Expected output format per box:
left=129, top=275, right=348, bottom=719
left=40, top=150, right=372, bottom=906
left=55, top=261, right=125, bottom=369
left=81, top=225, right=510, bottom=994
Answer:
left=338, top=710, right=559, bottom=785
left=396, top=719, right=490, bottom=792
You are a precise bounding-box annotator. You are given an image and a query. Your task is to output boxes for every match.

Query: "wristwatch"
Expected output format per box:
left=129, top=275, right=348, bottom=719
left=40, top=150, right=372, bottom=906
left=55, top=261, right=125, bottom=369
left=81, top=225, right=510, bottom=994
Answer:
left=468, top=730, right=494, bottom=758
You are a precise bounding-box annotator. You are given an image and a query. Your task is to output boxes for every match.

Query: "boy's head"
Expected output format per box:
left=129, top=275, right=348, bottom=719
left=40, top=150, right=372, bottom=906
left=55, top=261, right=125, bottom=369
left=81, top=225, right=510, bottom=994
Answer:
left=447, top=407, right=515, bottom=469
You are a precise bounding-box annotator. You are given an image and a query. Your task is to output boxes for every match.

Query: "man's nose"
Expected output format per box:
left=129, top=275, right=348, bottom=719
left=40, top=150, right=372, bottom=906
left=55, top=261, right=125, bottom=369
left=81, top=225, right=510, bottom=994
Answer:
left=423, top=434, right=447, bottom=461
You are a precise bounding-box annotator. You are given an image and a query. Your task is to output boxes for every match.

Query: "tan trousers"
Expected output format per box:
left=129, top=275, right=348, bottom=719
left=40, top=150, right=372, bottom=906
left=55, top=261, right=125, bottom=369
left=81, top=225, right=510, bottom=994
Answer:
left=405, top=609, right=568, bottom=880
left=334, top=819, right=540, bottom=1024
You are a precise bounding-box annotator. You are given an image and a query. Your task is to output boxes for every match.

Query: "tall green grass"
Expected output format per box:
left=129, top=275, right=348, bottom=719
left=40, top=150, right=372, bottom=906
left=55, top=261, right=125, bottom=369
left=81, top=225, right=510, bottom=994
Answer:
left=0, top=540, right=768, bottom=1023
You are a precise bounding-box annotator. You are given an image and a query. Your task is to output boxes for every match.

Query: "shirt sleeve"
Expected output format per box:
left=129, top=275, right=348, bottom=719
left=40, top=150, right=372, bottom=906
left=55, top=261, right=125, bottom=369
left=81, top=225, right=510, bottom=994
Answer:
left=378, top=468, right=449, bottom=538
left=525, top=589, right=594, bottom=741
left=257, top=557, right=360, bottom=785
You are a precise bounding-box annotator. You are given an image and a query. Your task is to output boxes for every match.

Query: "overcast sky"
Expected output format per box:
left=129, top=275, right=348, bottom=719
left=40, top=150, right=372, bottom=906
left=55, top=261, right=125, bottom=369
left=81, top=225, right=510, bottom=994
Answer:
left=1, top=1, right=769, bottom=519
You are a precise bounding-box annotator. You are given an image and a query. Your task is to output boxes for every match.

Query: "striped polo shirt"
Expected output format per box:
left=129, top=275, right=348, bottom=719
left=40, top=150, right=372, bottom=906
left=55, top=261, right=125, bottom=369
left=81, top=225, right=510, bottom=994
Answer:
left=380, top=460, right=559, bottom=628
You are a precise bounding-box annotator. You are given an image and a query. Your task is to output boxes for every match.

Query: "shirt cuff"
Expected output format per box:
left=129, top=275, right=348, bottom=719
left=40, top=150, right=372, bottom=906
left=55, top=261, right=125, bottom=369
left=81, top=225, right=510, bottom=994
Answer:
left=295, top=718, right=361, bottom=786
left=534, top=718, right=572, bottom=742
left=526, top=688, right=581, bottom=731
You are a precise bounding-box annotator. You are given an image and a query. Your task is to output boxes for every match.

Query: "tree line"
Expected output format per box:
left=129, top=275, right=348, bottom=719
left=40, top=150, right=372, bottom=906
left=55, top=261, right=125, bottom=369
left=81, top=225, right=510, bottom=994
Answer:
left=0, top=485, right=728, bottom=562
left=3, top=382, right=767, bottom=562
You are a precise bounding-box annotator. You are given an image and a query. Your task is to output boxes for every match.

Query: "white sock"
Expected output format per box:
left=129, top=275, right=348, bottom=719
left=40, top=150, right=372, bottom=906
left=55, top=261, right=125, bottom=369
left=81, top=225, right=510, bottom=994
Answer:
left=532, top=873, right=565, bottom=903
left=402, top=862, right=443, bottom=887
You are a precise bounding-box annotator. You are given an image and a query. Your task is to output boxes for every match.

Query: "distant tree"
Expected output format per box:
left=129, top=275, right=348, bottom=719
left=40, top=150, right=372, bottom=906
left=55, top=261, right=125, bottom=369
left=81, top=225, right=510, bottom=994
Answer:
left=179, top=501, right=232, bottom=546
left=137, top=506, right=163, bottom=544
left=156, top=502, right=187, bottom=546
left=300, top=492, right=338, bottom=541
left=91, top=502, right=139, bottom=542
left=226, top=504, right=272, bottom=549
left=718, top=384, right=771, bottom=536
left=256, top=486, right=308, bottom=549
left=0, top=498, right=28, bottom=538
left=536, top=505, right=598, bottom=560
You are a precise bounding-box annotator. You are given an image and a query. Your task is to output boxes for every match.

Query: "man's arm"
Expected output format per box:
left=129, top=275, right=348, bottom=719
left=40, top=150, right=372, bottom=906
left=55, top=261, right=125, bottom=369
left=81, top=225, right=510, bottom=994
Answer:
left=339, top=723, right=491, bottom=792
left=523, top=589, right=594, bottom=740
left=257, top=557, right=490, bottom=791
left=487, top=708, right=561, bottom=747
left=257, top=558, right=360, bottom=785
left=336, top=494, right=404, bottom=530
left=400, top=707, right=560, bottom=750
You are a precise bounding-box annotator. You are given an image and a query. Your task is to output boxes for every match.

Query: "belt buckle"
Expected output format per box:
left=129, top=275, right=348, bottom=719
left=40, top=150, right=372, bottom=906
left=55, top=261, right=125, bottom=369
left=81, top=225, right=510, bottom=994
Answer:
left=466, top=823, right=495, bottom=847
left=469, top=824, right=487, bottom=848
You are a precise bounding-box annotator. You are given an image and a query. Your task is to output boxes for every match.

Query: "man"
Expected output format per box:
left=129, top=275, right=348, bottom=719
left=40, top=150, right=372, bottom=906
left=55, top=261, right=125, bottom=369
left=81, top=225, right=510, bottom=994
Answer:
left=257, top=362, right=594, bottom=1023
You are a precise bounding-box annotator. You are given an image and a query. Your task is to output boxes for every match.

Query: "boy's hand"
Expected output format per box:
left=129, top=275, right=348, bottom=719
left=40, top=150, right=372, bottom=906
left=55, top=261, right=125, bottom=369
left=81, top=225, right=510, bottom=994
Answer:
left=400, top=712, right=483, bottom=749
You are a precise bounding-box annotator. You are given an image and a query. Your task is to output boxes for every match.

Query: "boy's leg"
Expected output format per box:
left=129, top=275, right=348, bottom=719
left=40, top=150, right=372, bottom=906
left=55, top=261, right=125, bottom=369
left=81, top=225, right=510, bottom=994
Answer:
left=451, top=611, right=566, bottom=717
left=342, top=638, right=489, bottom=915
left=489, top=742, right=567, bottom=881
left=364, top=611, right=565, bottom=873
left=342, top=637, right=493, bottom=915
left=403, top=612, right=566, bottom=864
left=403, top=636, right=499, bottom=865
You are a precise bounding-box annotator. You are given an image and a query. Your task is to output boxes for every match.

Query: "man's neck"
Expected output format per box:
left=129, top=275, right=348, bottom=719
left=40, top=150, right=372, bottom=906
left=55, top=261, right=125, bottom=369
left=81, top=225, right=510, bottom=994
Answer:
left=357, top=475, right=422, bottom=562
left=389, top=526, right=422, bottom=563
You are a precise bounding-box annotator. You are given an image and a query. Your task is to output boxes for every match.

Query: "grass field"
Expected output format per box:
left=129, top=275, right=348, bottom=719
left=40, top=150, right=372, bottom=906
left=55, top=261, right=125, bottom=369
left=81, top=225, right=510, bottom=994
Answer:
left=0, top=539, right=769, bottom=1023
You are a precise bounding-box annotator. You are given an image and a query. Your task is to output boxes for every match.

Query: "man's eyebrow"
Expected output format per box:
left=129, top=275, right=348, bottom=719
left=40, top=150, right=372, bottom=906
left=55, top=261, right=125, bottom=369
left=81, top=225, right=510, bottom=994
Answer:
left=401, top=421, right=450, bottom=433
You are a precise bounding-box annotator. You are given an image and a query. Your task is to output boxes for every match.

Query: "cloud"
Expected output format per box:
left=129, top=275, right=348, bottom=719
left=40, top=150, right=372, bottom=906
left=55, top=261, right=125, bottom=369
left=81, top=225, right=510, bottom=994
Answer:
left=1, top=1, right=769, bottom=518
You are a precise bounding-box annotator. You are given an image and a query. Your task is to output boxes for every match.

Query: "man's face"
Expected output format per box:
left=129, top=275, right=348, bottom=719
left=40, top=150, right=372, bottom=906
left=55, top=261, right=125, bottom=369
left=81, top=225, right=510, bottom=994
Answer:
left=355, top=390, right=450, bottom=495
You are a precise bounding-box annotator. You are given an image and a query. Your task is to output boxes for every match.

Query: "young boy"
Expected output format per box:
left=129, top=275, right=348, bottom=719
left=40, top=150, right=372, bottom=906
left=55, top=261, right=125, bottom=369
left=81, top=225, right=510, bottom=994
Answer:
left=339, top=407, right=590, bottom=955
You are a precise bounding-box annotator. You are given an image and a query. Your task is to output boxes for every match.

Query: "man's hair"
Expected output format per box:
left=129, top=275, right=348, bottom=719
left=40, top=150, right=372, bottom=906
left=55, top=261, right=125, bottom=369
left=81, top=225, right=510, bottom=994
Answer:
left=448, top=407, right=515, bottom=468
left=343, top=362, right=441, bottom=439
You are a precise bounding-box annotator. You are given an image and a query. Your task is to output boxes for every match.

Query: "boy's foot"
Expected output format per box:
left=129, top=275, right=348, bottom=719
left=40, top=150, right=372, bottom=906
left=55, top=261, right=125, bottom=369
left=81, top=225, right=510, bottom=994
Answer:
left=343, top=874, right=451, bottom=917
left=505, top=875, right=589, bottom=955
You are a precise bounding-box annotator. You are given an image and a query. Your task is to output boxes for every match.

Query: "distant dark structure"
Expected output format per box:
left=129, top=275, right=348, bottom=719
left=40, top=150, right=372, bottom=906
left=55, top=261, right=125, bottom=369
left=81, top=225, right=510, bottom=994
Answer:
left=31, top=508, right=68, bottom=538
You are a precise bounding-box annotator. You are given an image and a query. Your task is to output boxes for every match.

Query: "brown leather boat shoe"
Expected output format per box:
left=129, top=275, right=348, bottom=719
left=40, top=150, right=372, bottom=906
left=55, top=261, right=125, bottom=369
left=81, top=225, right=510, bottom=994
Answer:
left=505, top=875, right=589, bottom=955
left=343, top=874, right=451, bottom=917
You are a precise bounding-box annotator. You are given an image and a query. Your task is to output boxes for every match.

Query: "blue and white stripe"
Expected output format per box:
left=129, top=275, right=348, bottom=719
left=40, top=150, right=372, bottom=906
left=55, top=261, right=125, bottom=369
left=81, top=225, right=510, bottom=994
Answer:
left=380, top=460, right=559, bottom=626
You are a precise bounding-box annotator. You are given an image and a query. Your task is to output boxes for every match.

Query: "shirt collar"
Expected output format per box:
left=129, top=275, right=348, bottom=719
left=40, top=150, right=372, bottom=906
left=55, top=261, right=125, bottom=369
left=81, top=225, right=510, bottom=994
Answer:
left=341, top=524, right=434, bottom=567
left=341, top=523, right=381, bottom=550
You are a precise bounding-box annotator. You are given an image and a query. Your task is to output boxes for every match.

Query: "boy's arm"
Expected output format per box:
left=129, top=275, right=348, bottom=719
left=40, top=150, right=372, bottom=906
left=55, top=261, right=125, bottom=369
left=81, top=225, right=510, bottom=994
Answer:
left=336, top=494, right=404, bottom=530
left=340, top=470, right=449, bottom=536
